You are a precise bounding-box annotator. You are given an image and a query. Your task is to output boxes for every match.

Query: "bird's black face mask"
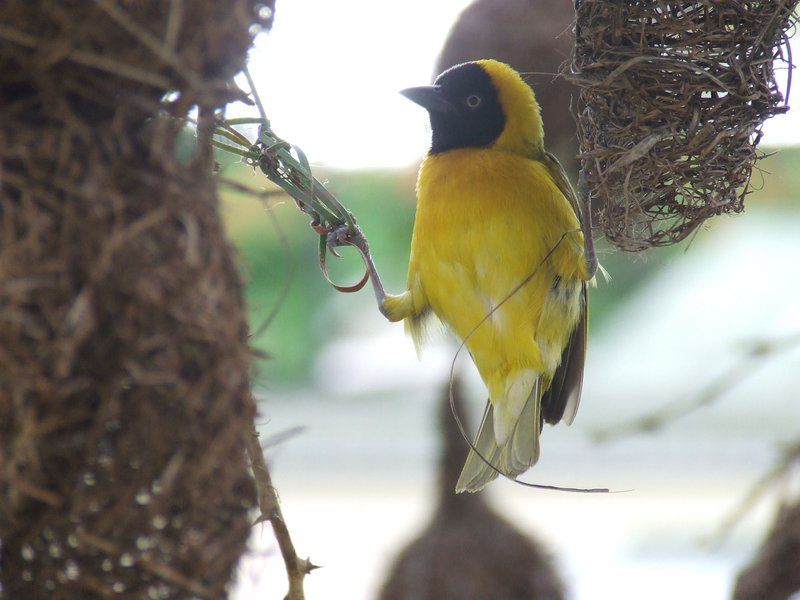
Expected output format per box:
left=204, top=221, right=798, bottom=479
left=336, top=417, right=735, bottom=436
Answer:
left=401, top=62, right=506, bottom=155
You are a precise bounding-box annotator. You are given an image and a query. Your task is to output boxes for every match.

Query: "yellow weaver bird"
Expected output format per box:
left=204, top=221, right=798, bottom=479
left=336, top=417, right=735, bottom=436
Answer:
left=384, top=60, right=594, bottom=493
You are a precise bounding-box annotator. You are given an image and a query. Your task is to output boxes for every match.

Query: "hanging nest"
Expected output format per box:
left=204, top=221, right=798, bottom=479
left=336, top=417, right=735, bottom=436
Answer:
left=0, top=1, right=272, bottom=597
left=572, top=0, right=799, bottom=251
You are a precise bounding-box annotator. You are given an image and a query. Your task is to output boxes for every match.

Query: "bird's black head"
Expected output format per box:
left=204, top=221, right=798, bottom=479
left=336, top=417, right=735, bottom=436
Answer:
left=401, top=62, right=506, bottom=155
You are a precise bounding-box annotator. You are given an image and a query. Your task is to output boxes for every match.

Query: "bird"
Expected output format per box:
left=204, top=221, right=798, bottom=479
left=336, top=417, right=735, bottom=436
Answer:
left=383, top=59, right=593, bottom=493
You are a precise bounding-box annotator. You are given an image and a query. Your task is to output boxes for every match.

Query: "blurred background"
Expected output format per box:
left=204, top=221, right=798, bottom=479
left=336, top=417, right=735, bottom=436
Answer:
left=224, top=1, right=800, bottom=598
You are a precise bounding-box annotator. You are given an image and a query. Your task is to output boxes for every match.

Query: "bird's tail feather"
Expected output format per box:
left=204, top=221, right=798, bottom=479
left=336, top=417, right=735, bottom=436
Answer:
left=455, top=380, right=541, bottom=493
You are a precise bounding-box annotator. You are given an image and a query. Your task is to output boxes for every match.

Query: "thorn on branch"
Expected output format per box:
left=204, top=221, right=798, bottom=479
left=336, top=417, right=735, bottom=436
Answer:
left=245, top=421, right=313, bottom=600
left=299, top=557, right=321, bottom=574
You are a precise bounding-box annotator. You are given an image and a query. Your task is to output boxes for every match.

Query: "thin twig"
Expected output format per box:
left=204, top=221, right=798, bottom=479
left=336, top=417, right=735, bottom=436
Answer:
left=163, top=0, right=184, bottom=52
left=705, top=439, right=800, bottom=547
left=9, top=478, right=63, bottom=507
left=593, top=334, right=800, bottom=442
left=243, top=66, right=268, bottom=124
left=262, top=426, right=306, bottom=450
left=245, top=425, right=317, bottom=600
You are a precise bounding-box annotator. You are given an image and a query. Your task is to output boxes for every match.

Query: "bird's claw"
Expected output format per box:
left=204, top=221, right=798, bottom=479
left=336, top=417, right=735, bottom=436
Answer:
left=325, top=223, right=369, bottom=257
left=325, top=223, right=351, bottom=250
left=319, top=221, right=378, bottom=295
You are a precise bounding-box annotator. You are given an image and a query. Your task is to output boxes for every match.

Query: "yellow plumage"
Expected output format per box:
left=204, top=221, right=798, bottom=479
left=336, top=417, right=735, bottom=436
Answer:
left=387, top=60, right=592, bottom=492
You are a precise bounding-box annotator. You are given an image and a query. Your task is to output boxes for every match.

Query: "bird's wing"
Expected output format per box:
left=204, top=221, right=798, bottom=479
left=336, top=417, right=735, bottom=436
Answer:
left=455, top=401, right=502, bottom=493
left=541, top=282, right=587, bottom=425
left=543, top=151, right=582, bottom=227
left=539, top=151, right=588, bottom=425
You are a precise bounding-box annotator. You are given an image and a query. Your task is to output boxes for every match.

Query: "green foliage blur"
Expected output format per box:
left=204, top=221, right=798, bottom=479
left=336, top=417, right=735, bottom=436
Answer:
left=214, top=139, right=800, bottom=386
left=218, top=153, right=417, bottom=384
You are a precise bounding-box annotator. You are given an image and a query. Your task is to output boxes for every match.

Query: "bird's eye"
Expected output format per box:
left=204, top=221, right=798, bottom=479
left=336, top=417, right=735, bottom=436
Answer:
left=465, top=94, right=482, bottom=108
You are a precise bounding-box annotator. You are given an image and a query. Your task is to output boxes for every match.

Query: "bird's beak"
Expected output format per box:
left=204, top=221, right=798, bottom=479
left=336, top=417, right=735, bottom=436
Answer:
left=400, top=85, right=455, bottom=113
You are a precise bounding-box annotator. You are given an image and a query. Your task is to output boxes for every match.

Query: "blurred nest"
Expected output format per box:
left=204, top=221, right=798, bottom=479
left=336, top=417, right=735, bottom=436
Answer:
left=378, top=378, right=565, bottom=600
left=733, top=498, right=800, bottom=600
left=0, top=1, right=272, bottom=597
left=572, top=0, right=798, bottom=251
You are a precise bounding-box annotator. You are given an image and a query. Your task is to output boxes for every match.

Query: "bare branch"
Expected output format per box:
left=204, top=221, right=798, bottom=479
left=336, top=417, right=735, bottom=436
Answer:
left=593, top=334, right=800, bottom=442
left=245, top=424, right=317, bottom=600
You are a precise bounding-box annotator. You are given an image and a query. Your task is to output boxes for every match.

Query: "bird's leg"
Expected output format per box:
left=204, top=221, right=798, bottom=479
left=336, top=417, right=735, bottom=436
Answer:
left=578, top=169, right=598, bottom=279
left=581, top=199, right=597, bottom=279
left=325, top=223, right=391, bottom=318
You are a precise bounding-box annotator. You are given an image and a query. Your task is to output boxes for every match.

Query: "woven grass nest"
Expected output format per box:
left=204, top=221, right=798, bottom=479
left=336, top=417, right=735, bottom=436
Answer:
left=0, top=1, right=273, bottom=597
left=573, top=0, right=799, bottom=251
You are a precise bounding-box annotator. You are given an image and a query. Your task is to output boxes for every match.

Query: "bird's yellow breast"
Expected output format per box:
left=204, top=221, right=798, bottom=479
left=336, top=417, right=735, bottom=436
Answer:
left=407, top=148, right=584, bottom=384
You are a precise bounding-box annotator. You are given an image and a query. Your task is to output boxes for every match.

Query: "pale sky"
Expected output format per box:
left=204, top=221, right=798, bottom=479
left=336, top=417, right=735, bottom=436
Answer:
left=242, top=0, right=800, bottom=170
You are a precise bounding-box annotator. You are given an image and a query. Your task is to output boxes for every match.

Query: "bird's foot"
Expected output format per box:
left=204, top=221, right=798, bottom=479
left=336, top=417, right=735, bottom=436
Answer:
left=325, top=222, right=370, bottom=258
